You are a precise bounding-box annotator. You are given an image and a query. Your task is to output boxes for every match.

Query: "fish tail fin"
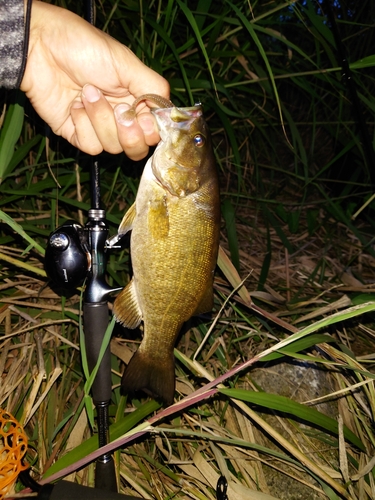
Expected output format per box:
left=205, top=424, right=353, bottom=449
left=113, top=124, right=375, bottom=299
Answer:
left=121, top=349, right=175, bottom=407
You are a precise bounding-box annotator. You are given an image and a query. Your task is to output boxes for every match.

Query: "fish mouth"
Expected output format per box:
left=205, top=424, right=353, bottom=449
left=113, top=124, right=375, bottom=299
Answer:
left=151, top=105, right=203, bottom=142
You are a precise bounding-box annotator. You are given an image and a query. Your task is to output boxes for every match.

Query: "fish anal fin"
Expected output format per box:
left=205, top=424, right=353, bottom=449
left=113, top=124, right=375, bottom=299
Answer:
left=194, top=282, right=214, bottom=316
left=118, top=202, right=136, bottom=236
left=113, top=278, right=142, bottom=328
left=121, top=348, right=175, bottom=406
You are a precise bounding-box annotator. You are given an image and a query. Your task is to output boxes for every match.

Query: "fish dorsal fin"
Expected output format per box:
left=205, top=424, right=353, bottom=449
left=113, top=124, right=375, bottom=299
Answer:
left=113, top=278, right=142, bottom=328
left=118, top=202, right=136, bottom=236
left=194, top=282, right=214, bottom=316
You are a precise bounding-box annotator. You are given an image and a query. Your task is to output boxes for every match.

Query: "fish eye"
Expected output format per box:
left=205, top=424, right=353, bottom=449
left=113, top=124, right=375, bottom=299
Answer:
left=194, top=134, right=205, bottom=147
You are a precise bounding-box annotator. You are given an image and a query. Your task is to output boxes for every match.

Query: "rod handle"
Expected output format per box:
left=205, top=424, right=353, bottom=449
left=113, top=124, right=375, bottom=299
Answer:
left=83, top=302, right=112, bottom=402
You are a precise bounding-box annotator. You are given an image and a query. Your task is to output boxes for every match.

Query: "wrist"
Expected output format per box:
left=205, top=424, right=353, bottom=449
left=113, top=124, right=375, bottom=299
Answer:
left=20, top=1, right=67, bottom=91
left=27, top=1, right=48, bottom=54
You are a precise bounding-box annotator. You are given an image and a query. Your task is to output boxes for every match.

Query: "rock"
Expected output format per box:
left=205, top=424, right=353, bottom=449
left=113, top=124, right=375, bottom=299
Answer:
left=249, top=358, right=338, bottom=500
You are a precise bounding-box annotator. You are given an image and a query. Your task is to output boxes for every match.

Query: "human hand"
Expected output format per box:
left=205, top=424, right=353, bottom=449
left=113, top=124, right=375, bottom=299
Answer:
left=21, top=1, right=170, bottom=160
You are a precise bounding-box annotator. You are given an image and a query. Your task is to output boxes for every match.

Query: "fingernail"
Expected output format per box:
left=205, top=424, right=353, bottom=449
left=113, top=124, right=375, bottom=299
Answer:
left=115, top=104, right=134, bottom=126
left=138, top=116, right=156, bottom=136
left=82, top=84, right=101, bottom=103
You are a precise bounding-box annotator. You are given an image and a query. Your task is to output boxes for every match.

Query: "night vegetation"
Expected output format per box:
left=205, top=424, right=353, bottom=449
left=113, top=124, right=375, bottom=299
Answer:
left=1, top=1, right=375, bottom=498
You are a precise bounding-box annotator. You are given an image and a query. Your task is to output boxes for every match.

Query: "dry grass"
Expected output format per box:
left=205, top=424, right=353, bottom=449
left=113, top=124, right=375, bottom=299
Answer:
left=1, top=199, right=375, bottom=499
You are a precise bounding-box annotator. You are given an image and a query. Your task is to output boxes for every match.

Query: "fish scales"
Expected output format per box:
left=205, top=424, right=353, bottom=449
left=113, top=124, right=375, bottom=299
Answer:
left=113, top=102, right=220, bottom=406
left=132, top=178, right=218, bottom=342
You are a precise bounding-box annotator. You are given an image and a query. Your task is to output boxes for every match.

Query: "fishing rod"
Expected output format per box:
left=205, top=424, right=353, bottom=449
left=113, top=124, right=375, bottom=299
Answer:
left=81, top=0, right=118, bottom=483
left=69, top=0, right=118, bottom=491
left=44, top=167, right=121, bottom=493
left=44, top=1, right=120, bottom=493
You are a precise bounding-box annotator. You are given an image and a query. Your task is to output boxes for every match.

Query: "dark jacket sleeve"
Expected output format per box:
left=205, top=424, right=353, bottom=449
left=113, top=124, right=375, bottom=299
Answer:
left=0, top=0, right=25, bottom=88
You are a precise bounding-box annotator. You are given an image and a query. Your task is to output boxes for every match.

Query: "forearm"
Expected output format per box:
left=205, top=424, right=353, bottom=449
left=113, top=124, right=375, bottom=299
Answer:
left=0, top=0, right=29, bottom=88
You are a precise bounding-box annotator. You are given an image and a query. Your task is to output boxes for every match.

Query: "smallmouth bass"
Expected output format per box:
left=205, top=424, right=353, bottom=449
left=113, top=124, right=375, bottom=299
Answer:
left=113, top=97, right=220, bottom=406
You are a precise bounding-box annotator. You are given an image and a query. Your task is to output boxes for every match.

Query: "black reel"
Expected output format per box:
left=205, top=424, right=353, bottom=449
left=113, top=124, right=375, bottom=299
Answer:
left=45, top=221, right=90, bottom=289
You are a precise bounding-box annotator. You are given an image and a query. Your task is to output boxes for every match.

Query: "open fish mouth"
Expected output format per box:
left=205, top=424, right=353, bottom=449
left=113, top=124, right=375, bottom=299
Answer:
left=152, top=105, right=203, bottom=141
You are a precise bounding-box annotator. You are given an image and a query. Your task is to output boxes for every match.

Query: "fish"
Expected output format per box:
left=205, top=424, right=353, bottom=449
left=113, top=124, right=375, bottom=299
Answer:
left=113, top=98, right=220, bottom=406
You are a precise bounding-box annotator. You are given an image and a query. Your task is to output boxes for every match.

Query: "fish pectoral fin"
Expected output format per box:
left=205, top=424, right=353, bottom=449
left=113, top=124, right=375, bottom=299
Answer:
left=148, top=196, right=169, bottom=238
left=121, top=348, right=175, bottom=406
left=113, top=278, right=142, bottom=328
left=194, top=282, right=214, bottom=316
left=118, top=202, right=136, bottom=236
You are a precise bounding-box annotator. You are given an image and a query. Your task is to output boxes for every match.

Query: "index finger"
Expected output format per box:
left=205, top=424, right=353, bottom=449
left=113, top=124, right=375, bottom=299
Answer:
left=115, top=104, right=159, bottom=161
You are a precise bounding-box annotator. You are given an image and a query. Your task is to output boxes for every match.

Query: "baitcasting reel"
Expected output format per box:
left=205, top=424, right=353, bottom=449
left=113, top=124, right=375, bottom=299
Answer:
left=44, top=209, right=120, bottom=299
left=45, top=220, right=89, bottom=289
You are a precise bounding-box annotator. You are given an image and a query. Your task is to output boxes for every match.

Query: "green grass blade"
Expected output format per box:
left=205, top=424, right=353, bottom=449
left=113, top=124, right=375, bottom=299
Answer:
left=295, top=302, right=375, bottom=337
left=146, top=17, right=194, bottom=104
left=225, top=0, right=286, bottom=139
left=217, top=245, right=252, bottom=305
left=262, top=205, right=294, bottom=253
left=261, top=333, right=336, bottom=362
left=195, top=0, right=213, bottom=31
left=83, top=317, right=116, bottom=397
left=258, top=227, right=272, bottom=290
left=0, top=251, right=46, bottom=276
left=0, top=92, right=25, bottom=182
left=43, top=400, right=160, bottom=479
left=219, top=388, right=365, bottom=451
left=176, top=0, right=218, bottom=98
left=4, top=134, right=43, bottom=179
left=350, top=54, right=375, bottom=70
left=210, top=99, right=242, bottom=188
left=0, top=210, right=46, bottom=256
left=221, top=199, right=240, bottom=272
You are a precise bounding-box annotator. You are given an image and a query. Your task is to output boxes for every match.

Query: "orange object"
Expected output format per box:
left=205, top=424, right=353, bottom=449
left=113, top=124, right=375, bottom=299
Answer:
left=0, top=409, right=28, bottom=500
